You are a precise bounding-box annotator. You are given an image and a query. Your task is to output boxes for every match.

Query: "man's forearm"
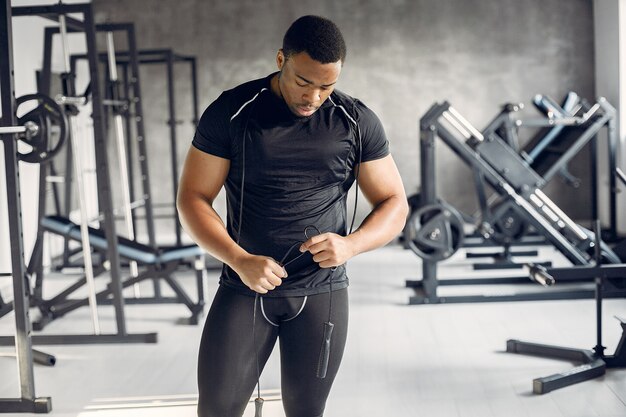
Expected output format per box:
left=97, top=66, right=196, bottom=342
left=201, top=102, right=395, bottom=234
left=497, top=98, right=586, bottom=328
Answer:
left=345, top=194, right=408, bottom=257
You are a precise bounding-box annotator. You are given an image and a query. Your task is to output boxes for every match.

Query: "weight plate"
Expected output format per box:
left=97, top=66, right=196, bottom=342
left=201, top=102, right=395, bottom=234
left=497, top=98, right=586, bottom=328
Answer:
left=16, top=93, right=68, bottom=164
left=405, top=202, right=464, bottom=261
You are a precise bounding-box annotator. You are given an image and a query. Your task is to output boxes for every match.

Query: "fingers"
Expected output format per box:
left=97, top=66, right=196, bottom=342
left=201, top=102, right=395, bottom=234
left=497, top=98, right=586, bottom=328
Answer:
left=300, top=233, right=330, bottom=253
left=303, top=234, right=335, bottom=257
left=250, top=258, right=287, bottom=294
left=300, top=233, right=346, bottom=268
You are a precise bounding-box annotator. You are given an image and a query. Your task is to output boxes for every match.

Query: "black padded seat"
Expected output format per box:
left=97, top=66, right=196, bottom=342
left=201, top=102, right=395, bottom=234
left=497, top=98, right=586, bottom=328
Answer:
left=41, top=215, right=204, bottom=264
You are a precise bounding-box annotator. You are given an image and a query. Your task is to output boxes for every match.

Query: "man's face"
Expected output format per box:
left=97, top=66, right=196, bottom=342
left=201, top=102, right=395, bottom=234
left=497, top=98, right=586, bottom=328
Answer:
left=276, top=50, right=342, bottom=118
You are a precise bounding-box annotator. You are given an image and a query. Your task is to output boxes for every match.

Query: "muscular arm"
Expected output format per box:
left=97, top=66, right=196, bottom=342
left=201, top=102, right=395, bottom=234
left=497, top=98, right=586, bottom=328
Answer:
left=346, top=154, right=409, bottom=254
left=301, top=154, right=408, bottom=267
left=177, top=147, right=285, bottom=293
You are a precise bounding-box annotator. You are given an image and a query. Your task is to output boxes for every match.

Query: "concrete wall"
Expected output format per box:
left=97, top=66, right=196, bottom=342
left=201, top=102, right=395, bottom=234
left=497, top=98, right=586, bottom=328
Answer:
left=91, top=0, right=597, bottom=232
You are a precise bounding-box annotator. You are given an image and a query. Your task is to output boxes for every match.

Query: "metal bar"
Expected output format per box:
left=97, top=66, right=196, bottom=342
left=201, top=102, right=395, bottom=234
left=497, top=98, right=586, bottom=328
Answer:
left=59, top=13, right=101, bottom=335
left=41, top=27, right=54, bottom=96
left=0, top=126, right=27, bottom=134
left=608, top=116, right=618, bottom=237
left=12, top=4, right=89, bottom=21
left=83, top=3, right=128, bottom=336
left=617, top=167, right=626, bottom=186
left=415, top=121, right=439, bottom=302
left=127, top=24, right=157, bottom=250
left=166, top=49, right=182, bottom=247
left=0, top=0, right=51, bottom=411
left=0, top=333, right=157, bottom=345
left=121, top=64, right=138, bottom=232
left=533, top=359, right=606, bottom=394
left=542, top=112, right=612, bottom=182
left=190, top=56, right=199, bottom=125
left=32, top=152, right=48, bottom=311
left=408, top=289, right=607, bottom=305
left=448, top=106, right=484, bottom=140
left=106, top=31, right=139, bottom=282
left=534, top=189, right=588, bottom=240
left=54, top=95, right=87, bottom=105
left=507, top=339, right=594, bottom=362
left=546, top=263, right=626, bottom=280
left=69, top=49, right=194, bottom=65
left=506, top=339, right=606, bottom=394
left=442, top=110, right=472, bottom=139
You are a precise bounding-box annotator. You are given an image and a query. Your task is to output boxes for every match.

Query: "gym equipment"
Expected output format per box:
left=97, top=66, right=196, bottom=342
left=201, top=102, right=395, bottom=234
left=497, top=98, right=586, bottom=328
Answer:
left=104, top=30, right=140, bottom=287
left=11, top=93, right=68, bottom=163
left=0, top=1, right=52, bottom=412
left=69, top=48, right=200, bottom=247
left=404, top=202, right=464, bottom=261
left=3, top=2, right=158, bottom=347
left=511, top=93, right=621, bottom=240
left=58, top=12, right=101, bottom=334
left=0, top=93, right=67, bottom=164
left=406, top=99, right=624, bottom=304
left=507, top=222, right=626, bottom=394
left=28, top=216, right=206, bottom=328
left=24, top=22, right=207, bottom=329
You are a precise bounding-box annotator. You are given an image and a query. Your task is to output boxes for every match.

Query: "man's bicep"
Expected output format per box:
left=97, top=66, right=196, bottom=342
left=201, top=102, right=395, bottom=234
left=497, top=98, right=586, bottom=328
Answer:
left=179, top=146, right=230, bottom=204
left=357, top=155, right=406, bottom=206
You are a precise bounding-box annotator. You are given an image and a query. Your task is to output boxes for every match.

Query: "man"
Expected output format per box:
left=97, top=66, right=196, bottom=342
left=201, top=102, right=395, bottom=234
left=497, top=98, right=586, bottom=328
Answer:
left=178, top=15, right=407, bottom=417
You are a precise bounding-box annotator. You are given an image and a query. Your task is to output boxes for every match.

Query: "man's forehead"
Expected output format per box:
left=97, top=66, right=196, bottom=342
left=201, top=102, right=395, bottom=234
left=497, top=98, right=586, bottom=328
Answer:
left=286, top=53, right=342, bottom=86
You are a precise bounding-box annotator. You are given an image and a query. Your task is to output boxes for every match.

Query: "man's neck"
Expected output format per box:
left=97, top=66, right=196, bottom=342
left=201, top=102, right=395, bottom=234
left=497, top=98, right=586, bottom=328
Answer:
left=270, top=73, right=283, bottom=99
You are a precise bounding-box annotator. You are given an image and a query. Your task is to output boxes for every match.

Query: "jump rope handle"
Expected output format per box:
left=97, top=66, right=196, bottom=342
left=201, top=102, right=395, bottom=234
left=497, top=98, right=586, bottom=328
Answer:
left=254, top=397, right=264, bottom=417
left=316, top=321, right=335, bottom=379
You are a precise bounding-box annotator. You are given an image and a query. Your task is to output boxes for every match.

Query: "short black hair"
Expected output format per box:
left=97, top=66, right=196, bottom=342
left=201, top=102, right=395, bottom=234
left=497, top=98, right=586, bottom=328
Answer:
left=282, top=15, right=346, bottom=64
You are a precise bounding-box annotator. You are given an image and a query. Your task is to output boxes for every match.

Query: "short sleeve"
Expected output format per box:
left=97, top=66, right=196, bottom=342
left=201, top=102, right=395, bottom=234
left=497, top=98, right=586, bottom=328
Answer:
left=356, top=102, right=390, bottom=162
left=192, top=91, right=232, bottom=159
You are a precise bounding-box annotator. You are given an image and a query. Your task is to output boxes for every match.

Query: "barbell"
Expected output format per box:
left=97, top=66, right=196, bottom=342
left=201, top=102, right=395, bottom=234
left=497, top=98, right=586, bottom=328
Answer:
left=0, top=93, right=68, bottom=164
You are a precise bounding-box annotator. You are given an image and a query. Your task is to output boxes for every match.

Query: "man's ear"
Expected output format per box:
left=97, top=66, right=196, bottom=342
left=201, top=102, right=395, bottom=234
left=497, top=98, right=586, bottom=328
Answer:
left=276, top=49, right=285, bottom=70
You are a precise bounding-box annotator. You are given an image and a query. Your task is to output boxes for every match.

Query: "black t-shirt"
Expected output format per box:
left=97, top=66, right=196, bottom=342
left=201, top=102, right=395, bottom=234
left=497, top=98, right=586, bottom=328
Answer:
left=192, top=73, right=389, bottom=297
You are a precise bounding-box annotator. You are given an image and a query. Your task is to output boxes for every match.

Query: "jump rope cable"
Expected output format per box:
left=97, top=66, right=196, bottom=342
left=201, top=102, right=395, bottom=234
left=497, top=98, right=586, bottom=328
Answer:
left=234, top=102, right=267, bottom=415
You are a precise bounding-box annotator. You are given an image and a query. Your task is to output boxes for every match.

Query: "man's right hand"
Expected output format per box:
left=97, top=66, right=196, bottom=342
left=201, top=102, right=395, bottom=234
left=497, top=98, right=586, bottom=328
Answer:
left=232, top=254, right=287, bottom=294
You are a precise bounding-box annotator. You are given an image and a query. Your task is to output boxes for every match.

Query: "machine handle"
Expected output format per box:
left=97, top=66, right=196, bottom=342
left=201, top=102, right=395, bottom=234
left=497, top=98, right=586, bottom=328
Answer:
left=525, top=263, right=555, bottom=286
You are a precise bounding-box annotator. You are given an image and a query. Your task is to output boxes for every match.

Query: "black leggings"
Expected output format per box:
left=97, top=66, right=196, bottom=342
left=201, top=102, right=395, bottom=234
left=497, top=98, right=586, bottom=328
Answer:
left=197, top=285, right=349, bottom=417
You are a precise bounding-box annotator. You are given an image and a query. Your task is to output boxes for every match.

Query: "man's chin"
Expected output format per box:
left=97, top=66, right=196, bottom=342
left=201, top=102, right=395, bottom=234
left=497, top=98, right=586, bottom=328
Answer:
left=293, top=105, right=317, bottom=117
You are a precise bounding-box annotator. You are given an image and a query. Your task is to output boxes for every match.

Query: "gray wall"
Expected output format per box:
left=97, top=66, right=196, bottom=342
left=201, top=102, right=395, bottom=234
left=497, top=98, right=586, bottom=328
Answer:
left=93, top=0, right=595, bottom=229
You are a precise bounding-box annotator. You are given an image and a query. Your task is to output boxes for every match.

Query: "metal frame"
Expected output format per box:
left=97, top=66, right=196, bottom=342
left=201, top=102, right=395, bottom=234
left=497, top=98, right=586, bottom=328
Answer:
left=68, top=48, right=199, bottom=248
left=512, top=95, right=620, bottom=239
left=1, top=2, right=157, bottom=346
left=0, top=1, right=52, bottom=412
left=15, top=23, right=204, bottom=327
left=507, top=228, right=626, bottom=394
left=29, top=32, right=206, bottom=318
left=407, top=100, right=621, bottom=304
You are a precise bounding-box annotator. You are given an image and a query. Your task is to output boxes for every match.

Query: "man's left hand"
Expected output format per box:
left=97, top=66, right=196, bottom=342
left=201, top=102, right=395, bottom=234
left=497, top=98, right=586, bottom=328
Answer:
left=299, top=232, right=356, bottom=268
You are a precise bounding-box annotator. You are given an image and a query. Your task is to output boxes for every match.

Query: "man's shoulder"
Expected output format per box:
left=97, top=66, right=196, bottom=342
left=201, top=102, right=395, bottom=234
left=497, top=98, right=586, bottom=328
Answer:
left=223, top=75, right=272, bottom=103
left=330, top=90, right=379, bottom=123
left=329, top=89, right=356, bottom=108
left=209, top=75, right=272, bottom=122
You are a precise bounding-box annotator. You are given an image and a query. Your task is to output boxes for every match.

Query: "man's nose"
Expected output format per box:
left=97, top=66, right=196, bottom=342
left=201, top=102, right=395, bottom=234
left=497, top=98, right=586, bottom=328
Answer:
left=303, top=88, right=321, bottom=103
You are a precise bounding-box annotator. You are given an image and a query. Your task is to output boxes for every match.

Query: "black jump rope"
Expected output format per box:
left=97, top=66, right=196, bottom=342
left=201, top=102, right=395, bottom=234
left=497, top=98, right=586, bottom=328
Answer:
left=235, top=89, right=362, bottom=416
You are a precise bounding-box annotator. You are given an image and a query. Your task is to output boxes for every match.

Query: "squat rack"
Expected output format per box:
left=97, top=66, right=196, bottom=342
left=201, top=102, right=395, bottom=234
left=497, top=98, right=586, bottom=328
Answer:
left=67, top=48, right=200, bottom=248
left=0, top=2, right=157, bottom=346
left=23, top=21, right=206, bottom=328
